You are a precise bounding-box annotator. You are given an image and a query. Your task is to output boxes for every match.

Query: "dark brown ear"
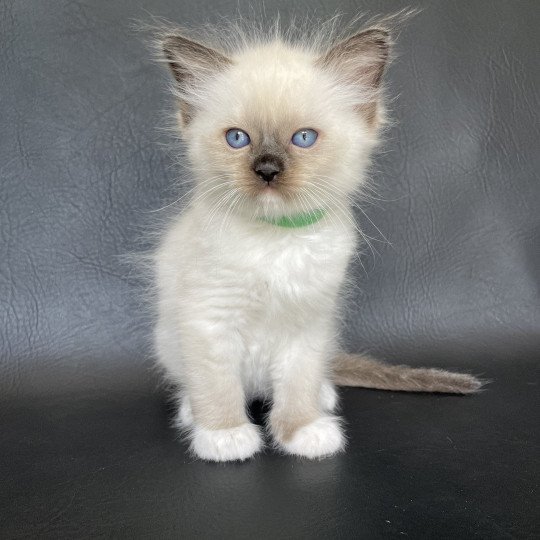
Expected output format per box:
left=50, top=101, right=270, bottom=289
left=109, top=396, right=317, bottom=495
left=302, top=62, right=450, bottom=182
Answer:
left=318, top=28, right=390, bottom=88
left=161, top=35, right=231, bottom=124
left=317, top=28, right=391, bottom=124
left=162, top=35, right=231, bottom=85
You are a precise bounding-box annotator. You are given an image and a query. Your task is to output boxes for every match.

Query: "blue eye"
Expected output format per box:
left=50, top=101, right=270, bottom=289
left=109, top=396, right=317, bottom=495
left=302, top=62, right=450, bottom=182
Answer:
left=226, top=128, right=250, bottom=148
left=291, top=128, right=318, bottom=148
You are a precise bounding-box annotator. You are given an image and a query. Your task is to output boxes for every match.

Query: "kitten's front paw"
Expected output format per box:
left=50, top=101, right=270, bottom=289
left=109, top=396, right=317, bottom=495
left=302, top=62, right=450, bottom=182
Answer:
left=190, top=423, right=263, bottom=462
left=277, top=416, right=345, bottom=459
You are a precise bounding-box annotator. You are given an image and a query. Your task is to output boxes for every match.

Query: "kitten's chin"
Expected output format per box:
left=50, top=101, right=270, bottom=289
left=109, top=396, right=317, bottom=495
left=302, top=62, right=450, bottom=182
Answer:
left=251, top=190, right=315, bottom=220
left=251, top=187, right=286, bottom=216
left=239, top=186, right=321, bottom=220
left=257, top=186, right=283, bottom=204
left=253, top=189, right=309, bottom=219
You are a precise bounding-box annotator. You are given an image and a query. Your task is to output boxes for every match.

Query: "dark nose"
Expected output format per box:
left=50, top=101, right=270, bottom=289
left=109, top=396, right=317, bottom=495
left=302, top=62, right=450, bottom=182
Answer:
left=253, top=155, right=283, bottom=184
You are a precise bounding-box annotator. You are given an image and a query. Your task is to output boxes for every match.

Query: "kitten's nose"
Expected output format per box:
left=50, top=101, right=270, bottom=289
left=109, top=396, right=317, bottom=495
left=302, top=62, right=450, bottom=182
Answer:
left=253, top=155, right=283, bottom=184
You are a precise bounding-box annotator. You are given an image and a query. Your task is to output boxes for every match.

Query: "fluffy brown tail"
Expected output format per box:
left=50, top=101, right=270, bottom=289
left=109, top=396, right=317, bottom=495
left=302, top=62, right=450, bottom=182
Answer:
left=333, top=353, right=484, bottom=394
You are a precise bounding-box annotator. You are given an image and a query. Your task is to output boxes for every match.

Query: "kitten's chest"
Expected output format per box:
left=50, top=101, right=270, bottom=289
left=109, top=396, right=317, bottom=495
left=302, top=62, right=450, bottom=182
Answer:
left=214, top=222, right=353, bottom=309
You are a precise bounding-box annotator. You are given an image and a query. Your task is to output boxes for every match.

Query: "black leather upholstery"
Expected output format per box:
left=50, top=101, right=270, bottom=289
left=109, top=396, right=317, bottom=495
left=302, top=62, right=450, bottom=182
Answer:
left=1, top=1, right=539, bottom=537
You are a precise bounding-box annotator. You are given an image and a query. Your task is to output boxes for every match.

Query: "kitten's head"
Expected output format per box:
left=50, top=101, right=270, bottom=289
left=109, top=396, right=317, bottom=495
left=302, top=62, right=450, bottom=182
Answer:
left=161, top=23, right=391, bottom=219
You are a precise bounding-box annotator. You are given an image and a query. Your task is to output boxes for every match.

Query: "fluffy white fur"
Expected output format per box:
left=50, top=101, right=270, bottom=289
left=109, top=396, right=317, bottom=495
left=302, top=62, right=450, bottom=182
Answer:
left=150, top=17, right=463, bottom=462
left=156, top=202, right=356, bottom=460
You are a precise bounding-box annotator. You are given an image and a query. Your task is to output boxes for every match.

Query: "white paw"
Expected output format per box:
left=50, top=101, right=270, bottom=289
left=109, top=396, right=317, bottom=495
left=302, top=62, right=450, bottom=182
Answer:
left=174, top=396, right=194, bottom=428
left=320, top=381, right=338, bottom=412
left=190, top=423, right=263, bottom=462
left=279, top=416, right=345, bottom=459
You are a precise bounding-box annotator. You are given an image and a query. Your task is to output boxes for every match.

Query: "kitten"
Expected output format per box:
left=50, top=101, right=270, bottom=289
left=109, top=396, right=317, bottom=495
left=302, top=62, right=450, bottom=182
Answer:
left=152, top=20, right=482, bottom=462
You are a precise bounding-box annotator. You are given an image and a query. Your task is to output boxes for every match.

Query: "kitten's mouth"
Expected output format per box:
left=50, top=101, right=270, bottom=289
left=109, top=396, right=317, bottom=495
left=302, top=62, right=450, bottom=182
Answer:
left=241, top=171, right=300, bottom=207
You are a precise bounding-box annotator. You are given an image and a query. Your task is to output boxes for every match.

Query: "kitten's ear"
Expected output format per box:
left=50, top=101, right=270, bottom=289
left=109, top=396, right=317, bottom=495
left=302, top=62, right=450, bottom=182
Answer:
left=161, top=35, right=232, bottom=125
left=319, top=28, right=390, bottom=88
left=318, top=28, right=391, bottom=124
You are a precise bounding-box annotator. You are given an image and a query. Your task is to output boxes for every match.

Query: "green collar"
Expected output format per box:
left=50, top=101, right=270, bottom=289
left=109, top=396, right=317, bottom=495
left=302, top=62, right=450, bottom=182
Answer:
left=258, top=209, right=326, bottom=228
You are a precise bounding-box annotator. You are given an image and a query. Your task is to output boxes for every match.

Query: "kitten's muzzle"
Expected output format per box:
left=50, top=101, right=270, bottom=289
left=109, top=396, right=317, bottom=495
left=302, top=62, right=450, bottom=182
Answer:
left=253, top=154, right=283, bottom=184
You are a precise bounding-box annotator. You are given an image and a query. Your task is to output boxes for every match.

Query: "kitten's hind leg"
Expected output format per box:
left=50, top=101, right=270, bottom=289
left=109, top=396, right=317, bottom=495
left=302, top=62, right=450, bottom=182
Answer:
left=174, top=393, right=194, bottom=428
left=320, top=380, right=339, bottom=413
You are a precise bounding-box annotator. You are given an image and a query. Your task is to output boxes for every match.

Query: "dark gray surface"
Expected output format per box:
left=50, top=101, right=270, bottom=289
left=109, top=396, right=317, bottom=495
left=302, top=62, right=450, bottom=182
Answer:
left=1, top=1, right=539, bottom=538
left=1, top=364, right=538, bottom=538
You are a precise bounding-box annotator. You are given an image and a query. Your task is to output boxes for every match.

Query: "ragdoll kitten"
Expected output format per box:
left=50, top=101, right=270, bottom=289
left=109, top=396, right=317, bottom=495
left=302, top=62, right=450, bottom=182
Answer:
left=153, top=21, right=482, bottom=462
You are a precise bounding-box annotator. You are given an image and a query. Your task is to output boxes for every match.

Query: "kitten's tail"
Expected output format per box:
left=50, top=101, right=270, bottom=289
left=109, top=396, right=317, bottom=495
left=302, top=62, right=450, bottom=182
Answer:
left=333, top=353, right=485, bottom=394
